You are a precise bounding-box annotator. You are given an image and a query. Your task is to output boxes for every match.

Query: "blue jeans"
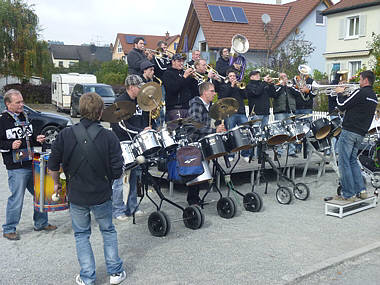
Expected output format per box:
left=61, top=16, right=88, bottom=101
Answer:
left=70, top=200, right=124, bottom=284
left=2, top=168, right=48, bottom=234
left=338, top=129, right=365, bottom=198
left=225, top=113, right=251, bottom=157
left=112, top=167, right=140, bottom=217
left=274, top=113, right=296, bottom=155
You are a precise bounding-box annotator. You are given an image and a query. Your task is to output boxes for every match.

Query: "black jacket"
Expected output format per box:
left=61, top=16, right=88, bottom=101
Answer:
left=215, top=57, right=230, bottom=77
left=245, top=80, right=275, bottom=116
left=217, top=82, right=247, bottom=115
left=111, top=92, right=150, bottom=141
left=162, top=67, right=194, bottom=110
left=295, top=77, right=316, bottom=110
left=48, top=118, right=123, bottom=206
left=272, top=85, right=300, bottom=114
left=0, top=111, right=40, bottom=170
left=127, top=48, right=147, bottom=75
left=337, top=85, right=377, bottom=136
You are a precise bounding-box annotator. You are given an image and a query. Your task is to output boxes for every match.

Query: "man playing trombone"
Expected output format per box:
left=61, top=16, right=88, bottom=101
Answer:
left=127, top=37, right=153, bottom=75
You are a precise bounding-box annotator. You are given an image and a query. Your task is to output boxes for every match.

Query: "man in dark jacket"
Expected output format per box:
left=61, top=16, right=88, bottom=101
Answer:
left=127, top=37, right=152, bottom=75
left=335, top=70, right=377, bottom=201
left=48, top=92, right=126, bottom=285
left=0, top=89, right=57, bottom=241
left=162, top=53, right=194, bottom=121
left=215, top=48, right=230, bottom=77
left=111, top=75, right=150, bottom=221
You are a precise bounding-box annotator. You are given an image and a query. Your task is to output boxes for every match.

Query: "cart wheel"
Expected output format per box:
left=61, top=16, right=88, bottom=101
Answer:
left=160, top=211, right=171, bottom=236
left=293, top=183, right=310, bottom=201
left=337, top=184, right=342, bottom=196
left=276, top=187, right=292, bottom=204
left=183, top=206, right=203, bottom=230
left=217, top=197, right=236, bottom=219
left=243, top=192, right=263, bottom=212
left=148, top=211, right=170, bottom=237
left=192, top=205, right=205, bottom=228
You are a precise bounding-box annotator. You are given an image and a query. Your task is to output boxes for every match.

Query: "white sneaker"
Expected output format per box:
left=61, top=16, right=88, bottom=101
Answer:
left=115, top=215, right=129, bottom=221
left=134, top=210, right=145, bottom=217
left=110, top=270, right=127, bottom=284
left=243, top=157, right=250, bottom=163
left=75, top=274, right=86, bottom=285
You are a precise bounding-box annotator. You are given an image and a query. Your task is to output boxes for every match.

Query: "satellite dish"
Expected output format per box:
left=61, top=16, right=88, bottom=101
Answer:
left=261, top=14, right=271, bottom=25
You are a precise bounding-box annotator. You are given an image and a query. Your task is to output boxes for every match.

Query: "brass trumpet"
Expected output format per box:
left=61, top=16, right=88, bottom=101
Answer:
left=184, top=63, right=209, bottom=84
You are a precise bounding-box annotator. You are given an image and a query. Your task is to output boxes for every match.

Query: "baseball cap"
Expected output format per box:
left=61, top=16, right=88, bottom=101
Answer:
left=172, top=53, right=186, bottom=61
left=140, top=60, right=155, bottom=71
left=249, top=70, right=260, bottom=77
left=125, top=74, right=144, bottom=88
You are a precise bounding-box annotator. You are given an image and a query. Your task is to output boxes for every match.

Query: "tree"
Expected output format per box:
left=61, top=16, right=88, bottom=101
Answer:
left=269, top=32, right=315, bottom=78
left=367, top=32, right=380, bottom=94
left=96, top=60, right=128, bottom=85
left=0, top=0, right=41, bottom=78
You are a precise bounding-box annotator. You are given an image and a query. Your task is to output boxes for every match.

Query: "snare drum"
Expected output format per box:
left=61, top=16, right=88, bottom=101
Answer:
left=159, top=127, right=178, bottom=151
left=199, top=133, right=228, bottom=160
left=133, top=129, right=162, bottom=156
left=329, top=117, right=342, bottom=137
left=33, top=153, right=68, bottom=213
left=311, top=118, right=331, bottom=140
left=225, top=125, right=253, bottom=152
left=286, top=121, right=305, bottom=143
left=120, top=141, right=137, bottom=165
left=264, top=121, right=290, bottom=145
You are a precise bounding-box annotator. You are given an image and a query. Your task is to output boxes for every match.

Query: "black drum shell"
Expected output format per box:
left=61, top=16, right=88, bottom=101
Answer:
left=225, top=126, right=253, bottom=152
left=330, top=117, right=342, bottom=137
left=199, top=134, right=228, bottom=160
left=311, top=118, right=331, bottom=140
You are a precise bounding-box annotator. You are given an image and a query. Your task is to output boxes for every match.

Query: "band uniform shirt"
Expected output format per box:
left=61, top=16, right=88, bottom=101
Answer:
left=295, top=77, right=316, bottom=110
left=215, top=57, right=230, bottom=77
left=0, top=111, right=39, bottom=170
left=337, top=85, right=377, bottom=136
left=162, top=67, right=194, bottom=111
left=48, top=118, right=123, bottom=206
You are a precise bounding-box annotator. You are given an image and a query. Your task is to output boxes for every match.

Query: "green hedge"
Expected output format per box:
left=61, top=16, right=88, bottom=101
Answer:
left=3, top=83, right=51, bottom=104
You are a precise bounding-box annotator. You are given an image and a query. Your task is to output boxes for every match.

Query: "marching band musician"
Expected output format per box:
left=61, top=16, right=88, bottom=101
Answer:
left=140, top=60, right=157, bottom=83
left=335, top=70, right=377, bottom=201
left=111, top=75, right=150, bottom=221
left=0, top=89, right=57, bottom=241
left=162, top=53, right=194, bottom=121
left=245, top=71, right=276, bottom=160
left=48, top=92, right=126, bottom=285
left=215, top=47, right=230, bottom=77
left=295, top=75, right=316, bottom=118
left=187, top=82, right=226, bottom=205
left=187, top=50, right=201, bottom=67
left=216, top=68, right=250, bottom=162
left=127, top=37, right=152, bottom=75
left=272, top=72, right=302, bottom=157
left=190, top=59, right=221, bottom=97
left=152, top=40, right=171, bottom=79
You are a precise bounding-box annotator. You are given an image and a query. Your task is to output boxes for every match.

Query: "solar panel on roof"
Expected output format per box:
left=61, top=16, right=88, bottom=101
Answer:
left=207, top=5, right=224, bottom=22
left=126, top=35, right=136, bottom=44
left=232, top=7, right=248, bottom=24
left=220, top=6, right=236, bottom=22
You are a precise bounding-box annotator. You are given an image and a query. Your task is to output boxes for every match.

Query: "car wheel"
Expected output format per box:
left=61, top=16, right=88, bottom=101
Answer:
left=70, top=105, right=78, bottom=118
left=41, top=125, right=60, bottom=145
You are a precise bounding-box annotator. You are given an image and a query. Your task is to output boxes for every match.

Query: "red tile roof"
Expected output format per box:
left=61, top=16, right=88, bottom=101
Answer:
left=179, top=0, right=332, bottom=52
left=323, top=0, right=380, bottom=15
left=114, top=33, right=179, bottom=55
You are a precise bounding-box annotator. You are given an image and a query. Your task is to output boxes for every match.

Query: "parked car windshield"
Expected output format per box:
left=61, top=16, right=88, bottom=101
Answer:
left=84, top=86, right=115, bottom=97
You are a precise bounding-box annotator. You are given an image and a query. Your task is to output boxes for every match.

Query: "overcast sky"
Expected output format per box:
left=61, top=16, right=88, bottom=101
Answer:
left=27, top=0, right=340, bottom=46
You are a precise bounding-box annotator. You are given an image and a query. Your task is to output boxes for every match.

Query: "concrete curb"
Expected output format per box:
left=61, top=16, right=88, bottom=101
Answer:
left=282, top=241, right=380, bottom=284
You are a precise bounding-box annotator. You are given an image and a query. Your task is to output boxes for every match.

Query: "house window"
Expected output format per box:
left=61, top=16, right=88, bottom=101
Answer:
left=69, top=61, right=76, bottom=67
left=117, top=42, right=122, bottom=53
left=174, top=43, right=178, bottom=51
left=58, top=61, right=64, bottom=68
left=349, top=61, right=361, bottom=78
left=316, top=10, right=324, bottom=25
left=199, top=41, right=207, bottom=52
left=347, top=16, right=359, bottom=37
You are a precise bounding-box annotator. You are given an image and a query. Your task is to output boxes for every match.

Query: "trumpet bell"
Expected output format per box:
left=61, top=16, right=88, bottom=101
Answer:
left=298, top=64, right=312, bottom=75
left=231, top=34, right=249, bottom=54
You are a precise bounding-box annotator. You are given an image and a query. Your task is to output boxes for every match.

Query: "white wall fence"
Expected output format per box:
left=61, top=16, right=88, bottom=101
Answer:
left=245, top=106, right=329, bottom=123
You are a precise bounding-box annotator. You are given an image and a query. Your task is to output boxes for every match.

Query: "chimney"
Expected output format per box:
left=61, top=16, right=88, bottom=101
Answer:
left=165, top=31, right=170, bottom=40
left=276, top=0, right=281, bottom=4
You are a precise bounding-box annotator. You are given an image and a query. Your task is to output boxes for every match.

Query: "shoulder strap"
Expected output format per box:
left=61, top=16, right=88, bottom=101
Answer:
left=71, top=122, right=111, bottom=182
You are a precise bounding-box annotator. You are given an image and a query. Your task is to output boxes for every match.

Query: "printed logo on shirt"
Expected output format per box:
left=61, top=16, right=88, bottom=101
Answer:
left=6, top=125, right=33, bottom=139
left=135, top=105, right=143, bottom=116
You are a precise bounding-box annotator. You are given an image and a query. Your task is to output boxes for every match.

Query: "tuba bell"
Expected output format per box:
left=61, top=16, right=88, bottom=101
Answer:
left=229, top=34, right=249, bottom=82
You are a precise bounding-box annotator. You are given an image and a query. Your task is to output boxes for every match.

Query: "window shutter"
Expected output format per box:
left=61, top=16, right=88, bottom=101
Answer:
left=359, top=15, right=367, bottom=37
left=338, top=19, right=345, bottom=39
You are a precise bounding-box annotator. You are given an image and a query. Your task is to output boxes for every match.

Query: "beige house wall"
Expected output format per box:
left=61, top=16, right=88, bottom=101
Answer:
left=324, top=5, right=380, bottom=79
left=112, top=38, right=126, bottom=62
left=167, top=37, right=180, bottom=54
left=52, top=57, right=79, bottom=68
